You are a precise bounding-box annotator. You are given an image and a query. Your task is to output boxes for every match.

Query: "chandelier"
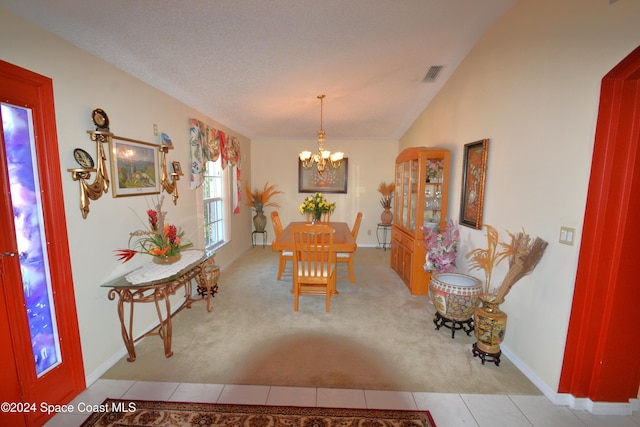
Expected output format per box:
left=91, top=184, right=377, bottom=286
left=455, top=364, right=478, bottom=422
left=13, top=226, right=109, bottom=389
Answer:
left=299, top=95, right=344, bottom=173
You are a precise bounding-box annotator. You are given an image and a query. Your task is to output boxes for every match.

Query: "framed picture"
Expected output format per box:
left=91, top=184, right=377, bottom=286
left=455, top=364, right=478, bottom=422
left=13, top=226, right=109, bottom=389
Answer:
left=298, top=158, right=348, bottom=193
left=172, top=161, right=184, bottom=176
left=460, top=139, right=489, bottom=229
left=110, top=136, right=160, bottom=197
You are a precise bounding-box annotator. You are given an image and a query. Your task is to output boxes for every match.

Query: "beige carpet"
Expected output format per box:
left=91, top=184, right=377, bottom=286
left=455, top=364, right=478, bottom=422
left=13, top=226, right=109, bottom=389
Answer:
left=102, top=247, right=540, bottom=395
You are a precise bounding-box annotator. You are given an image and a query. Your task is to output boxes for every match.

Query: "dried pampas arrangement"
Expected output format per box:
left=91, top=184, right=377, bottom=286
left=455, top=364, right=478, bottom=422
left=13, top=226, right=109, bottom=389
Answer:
left=466, top=224, right=548, bottom=301
left=495, top=230, right=548, bottom=302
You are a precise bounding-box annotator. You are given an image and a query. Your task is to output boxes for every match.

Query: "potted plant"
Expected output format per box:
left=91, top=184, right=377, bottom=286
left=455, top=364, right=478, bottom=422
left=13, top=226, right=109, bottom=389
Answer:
left=245, top=181, right=283, bottom=232
left=378, top=182, right=395, bottom=225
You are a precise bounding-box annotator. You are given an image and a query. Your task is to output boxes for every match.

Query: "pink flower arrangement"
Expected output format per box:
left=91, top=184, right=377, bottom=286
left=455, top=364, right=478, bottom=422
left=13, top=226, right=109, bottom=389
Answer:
left=423, top=220, right=459, bottom=273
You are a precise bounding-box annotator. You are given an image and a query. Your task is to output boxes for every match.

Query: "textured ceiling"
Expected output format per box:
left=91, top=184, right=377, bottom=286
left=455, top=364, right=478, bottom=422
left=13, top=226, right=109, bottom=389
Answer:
left=2, top=0, right=517, bottom=140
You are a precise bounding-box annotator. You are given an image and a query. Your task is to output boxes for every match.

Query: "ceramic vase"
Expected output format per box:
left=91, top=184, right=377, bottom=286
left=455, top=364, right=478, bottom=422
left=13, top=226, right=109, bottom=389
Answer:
left=253, top=203, right=267, bottom=232
left=473, top=295, right=508, bottom=354
left=429, top=273, right=483, bottom=321
left=380, top=208, right=393, bottom=225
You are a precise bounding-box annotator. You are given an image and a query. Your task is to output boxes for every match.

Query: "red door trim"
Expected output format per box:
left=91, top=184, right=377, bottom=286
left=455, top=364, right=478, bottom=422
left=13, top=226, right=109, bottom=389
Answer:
left=559, top=46, right=640, bottom=402
left=0, top=60, right=86, bottom=426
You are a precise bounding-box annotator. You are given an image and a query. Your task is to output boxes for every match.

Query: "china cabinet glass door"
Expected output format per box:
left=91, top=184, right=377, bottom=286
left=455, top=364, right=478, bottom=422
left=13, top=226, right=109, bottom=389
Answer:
left=409, top=159, right=418, bottom=232
left=424, top=156, right=445, bottom=228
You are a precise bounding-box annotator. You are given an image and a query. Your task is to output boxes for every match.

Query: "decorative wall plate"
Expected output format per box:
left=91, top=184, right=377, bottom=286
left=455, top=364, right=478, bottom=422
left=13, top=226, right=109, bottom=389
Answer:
left=73, top=148, right=95, bottom=169
left=92, top=108, right=110, bottom=130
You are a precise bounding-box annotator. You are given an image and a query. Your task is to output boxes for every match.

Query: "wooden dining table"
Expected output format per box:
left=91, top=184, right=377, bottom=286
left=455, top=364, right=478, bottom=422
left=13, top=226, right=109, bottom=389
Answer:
left=272, top=221, right=357, bottom=253
left=272, top=221, right=357, bottom=294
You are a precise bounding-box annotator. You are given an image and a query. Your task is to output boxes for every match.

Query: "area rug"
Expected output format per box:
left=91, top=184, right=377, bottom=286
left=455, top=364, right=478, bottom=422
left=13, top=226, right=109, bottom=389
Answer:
left=80, top=398, right=437, bottom=427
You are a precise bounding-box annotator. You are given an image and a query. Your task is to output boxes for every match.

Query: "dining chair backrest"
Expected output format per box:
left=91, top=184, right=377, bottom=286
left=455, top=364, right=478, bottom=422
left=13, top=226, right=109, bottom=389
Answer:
left=351, top=212, right=363, bottom=239
left=291, top=223, right=336, bottom=311
left=292, top=224, right=335, bottom=277
left=271, top=211, right=284, bottom=238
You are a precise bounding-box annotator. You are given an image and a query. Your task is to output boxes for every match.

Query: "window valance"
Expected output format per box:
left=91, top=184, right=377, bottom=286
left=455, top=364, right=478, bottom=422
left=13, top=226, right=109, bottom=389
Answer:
left=189, top=118, right=241, bottom=190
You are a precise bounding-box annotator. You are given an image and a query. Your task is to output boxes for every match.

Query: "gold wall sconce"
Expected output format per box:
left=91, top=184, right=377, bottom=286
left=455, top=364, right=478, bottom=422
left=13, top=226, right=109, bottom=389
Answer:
left=69, top=109, right=182, bottom=218
left=159, top=143, right=180, bottom=204
left=68, top=128, right=112, bottom=219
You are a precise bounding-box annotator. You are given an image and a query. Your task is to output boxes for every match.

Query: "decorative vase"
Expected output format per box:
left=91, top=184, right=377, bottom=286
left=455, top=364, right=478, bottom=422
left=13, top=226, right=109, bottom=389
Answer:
left=253, top=204, right=267, bottom=232
left=311, top=211, right=322, bottom=224
left=380, top=207, right=393, bottom=225
left=429, top=273, right=483, bottom=322
left=473, top=295, right=508, bottom=354
left=153, top=253, right=182, bottom=264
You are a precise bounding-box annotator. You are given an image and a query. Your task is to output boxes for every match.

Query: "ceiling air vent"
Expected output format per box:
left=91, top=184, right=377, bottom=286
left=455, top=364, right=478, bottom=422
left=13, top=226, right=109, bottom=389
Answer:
left=423, top=65, right=444, bottom=83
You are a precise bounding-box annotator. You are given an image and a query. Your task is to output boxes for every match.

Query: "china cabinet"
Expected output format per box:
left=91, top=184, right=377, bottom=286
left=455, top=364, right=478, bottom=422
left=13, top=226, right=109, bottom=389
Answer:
left=390, top=147, right=450, bottom=295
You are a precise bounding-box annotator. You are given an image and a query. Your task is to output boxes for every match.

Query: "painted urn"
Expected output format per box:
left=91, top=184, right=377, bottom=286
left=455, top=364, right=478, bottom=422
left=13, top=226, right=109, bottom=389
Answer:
left=429, top=273, right=483, bottom=321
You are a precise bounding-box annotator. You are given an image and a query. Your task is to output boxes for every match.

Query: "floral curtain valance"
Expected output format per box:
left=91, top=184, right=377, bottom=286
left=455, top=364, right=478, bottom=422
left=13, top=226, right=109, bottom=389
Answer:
left=189, top=118, right=241, bottom=189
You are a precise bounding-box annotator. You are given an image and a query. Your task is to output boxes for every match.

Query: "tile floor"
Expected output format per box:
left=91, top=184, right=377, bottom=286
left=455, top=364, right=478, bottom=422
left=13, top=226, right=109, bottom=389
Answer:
left=45, top=380, right=640, bottom=427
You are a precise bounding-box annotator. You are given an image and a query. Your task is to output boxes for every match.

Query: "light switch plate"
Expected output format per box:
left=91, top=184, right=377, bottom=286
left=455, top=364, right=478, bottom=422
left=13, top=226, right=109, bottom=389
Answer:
left=559, top=226, right=575, bottom=246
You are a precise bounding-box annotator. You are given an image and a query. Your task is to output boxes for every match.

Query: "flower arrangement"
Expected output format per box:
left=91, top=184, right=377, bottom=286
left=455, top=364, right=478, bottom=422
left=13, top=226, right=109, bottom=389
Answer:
left=245, top=181, right=282, bottom=213
left=377, top=182, right=395, bottom=209
left=426, top=159, right=444, bottom=181
left=467, top=224, right=548, bottom=299
left=115, top=196, right=193, bottom=263
left=299, top=192, right=335, bottom=220
left=423, top=220, right=459, bottom=273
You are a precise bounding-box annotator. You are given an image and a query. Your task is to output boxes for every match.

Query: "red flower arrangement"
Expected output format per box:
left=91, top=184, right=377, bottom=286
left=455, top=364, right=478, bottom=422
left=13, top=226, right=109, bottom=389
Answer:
left=115, top=196, right=192, bottom=263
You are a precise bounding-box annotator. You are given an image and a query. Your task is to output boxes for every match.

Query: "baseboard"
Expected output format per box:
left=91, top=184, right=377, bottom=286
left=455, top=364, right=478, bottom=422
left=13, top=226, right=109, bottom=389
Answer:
left=84, top=302, right=188, bottom=387
left=85, top=347, right=129, bottom=387
left=501, top=345, right=637, bottom=415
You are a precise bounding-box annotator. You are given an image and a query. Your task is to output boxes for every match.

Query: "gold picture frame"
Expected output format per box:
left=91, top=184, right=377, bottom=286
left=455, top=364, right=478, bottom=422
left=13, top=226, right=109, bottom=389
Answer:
left=298, top=158, right=348, bottom=193
left=172, top=161, right=184, bottom=176
left=460, top=139, right=489, bottom=229
left=110, top=136, right=160, bottom=197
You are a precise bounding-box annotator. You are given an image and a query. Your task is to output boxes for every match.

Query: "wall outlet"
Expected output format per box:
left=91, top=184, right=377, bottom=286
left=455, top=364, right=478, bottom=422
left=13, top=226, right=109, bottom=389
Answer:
left=153, top=123, right=158, bottom=136
left=367, top=230, right=372, bottom=236
left=559, top=226, right=575, bottom=246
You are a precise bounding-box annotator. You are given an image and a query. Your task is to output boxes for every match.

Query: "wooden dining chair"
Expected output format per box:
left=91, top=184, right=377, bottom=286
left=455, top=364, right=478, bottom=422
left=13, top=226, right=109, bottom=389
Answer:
left=292, top=224, right=336, bottom=312
left=337, top=212, right=363, bottom=283
left=270, top=211, right=293, bottom=280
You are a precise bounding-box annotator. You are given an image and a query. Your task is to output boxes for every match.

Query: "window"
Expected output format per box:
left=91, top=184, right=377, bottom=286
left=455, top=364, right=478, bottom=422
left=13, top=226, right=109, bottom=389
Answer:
left=203, top=157, right=224, bottom=249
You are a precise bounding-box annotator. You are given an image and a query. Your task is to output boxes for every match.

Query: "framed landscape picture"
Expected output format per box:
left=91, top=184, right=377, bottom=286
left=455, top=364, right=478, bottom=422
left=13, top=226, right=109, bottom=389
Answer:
left=110, top=136, right=160, bottom=197
left=298, top=158, right=348, bottom=193
left=460, top=139, right=489, bottom=229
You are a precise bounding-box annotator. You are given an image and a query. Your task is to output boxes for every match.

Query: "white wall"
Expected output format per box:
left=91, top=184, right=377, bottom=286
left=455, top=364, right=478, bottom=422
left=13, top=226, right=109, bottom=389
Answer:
left=0, top=9, right=252, bottom=382
left=250, top=138, right=398, bottom=246
left=400, top=0, right=640, bottom=393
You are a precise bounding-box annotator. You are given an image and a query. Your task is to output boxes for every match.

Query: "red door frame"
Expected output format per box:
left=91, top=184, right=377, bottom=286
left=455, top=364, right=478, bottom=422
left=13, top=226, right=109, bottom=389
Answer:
left=0, top=60, right=85, bottom=426
left=559, top=46, right=640, bottom=402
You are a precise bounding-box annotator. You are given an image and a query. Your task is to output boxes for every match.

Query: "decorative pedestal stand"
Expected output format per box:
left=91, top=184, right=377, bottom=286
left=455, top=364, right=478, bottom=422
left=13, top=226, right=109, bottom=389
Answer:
left=194, top=260, right=220, bottom=313
left=472, top=343, right=502, bottom=366
left=433, top=312, right=474, bottom=339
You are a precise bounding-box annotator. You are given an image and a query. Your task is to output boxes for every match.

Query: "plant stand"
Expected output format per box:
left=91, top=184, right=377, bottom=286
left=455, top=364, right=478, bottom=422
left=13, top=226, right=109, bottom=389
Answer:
left=252, top=230, right=267, bottom=248
left=433, top=312, right=474, bottom=339
left=471, top=342, right=502, bottom=366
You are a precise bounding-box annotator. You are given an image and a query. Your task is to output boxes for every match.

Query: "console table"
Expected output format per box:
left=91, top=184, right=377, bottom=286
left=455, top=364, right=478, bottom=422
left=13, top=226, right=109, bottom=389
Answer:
left=102, top=249, right=218, bottom=362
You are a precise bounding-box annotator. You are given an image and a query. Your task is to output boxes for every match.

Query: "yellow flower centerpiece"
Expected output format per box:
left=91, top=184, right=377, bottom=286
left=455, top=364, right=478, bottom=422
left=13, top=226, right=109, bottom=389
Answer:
left=299, top=192, right=336, bottom=223
left=115, top=196, right=193, bottom=264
